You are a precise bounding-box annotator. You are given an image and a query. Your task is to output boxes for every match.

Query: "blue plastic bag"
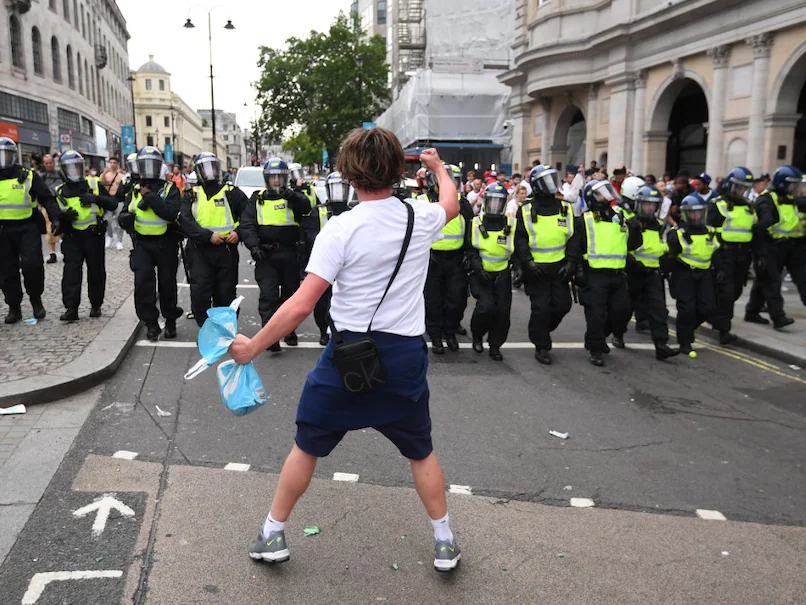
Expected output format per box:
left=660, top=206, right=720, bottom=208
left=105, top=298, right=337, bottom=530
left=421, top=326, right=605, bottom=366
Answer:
left=184, top=296, right=269, bottom=416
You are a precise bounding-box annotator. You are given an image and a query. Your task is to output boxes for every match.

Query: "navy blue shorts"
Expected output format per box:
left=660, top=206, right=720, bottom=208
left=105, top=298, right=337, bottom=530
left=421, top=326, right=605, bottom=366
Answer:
left=295, top=390, right=433, bottom=460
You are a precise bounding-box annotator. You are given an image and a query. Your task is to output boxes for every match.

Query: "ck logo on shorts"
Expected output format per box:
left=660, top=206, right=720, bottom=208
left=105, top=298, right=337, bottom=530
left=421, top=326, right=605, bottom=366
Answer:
left=274, top=203, right=286, bottom=210
left=343, top=359, right=386, bottom=394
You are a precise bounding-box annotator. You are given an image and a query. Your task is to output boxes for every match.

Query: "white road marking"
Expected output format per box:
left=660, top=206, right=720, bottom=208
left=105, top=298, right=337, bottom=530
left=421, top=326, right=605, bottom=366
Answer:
left=135, top=341, right=658, bottom=350
left=112, top=450, right=138, bottom=460
left=449, top=485, right=472, bottom=495
left=178, top=282, right=259, bottom=289
left=333, top=472, right=360, bottom=482
left=570, top=498, right=595, bottom=508
left=22, top=570, right=123, bottom=604
left=696, top=509, right=727, bottom=521
left=73, top=495, right=135, bottom=536
left=224, top=463, right=251, bottom=472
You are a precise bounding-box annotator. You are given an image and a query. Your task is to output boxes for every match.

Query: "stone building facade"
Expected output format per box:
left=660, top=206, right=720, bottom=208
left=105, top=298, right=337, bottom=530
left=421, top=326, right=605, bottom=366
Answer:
left=501, top=0, right=806, bottom=177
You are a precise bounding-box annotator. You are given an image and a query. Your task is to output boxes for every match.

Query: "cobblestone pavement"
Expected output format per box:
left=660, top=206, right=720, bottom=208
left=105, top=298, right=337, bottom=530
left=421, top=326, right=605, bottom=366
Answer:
left=0, top=238, right=135, bottom=384
left=0, top=405, right=45, bottom=467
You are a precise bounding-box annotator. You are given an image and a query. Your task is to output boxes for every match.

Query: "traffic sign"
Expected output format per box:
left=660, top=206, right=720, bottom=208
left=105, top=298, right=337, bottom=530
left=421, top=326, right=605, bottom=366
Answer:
left=60, top=134, right=71, bottom=144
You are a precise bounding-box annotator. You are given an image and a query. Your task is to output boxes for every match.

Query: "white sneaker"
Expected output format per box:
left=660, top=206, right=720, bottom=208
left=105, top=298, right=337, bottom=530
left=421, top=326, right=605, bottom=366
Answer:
left=115, top=241, right=124, bottom=251
left=105, top=236, right=113, bottom=248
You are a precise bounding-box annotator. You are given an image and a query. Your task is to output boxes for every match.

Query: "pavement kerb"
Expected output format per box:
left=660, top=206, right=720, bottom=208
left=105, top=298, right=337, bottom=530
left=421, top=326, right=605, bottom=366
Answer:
left=0, top=291, right=141, bottom=407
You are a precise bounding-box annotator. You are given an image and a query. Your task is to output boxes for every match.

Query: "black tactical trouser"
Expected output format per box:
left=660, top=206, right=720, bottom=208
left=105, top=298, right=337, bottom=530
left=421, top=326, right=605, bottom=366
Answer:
left=0, top=220, right=44, bottom=308
left=130, top=235, right=182, bottom=323
left=670, top=267, right=716, bottom=347
left=254, top=244, right=300, bottom=328
left=524, top=276, right=572, bottom=351
left=62, top=228, right=106, bottom=311
left=711, top=243, right=751, bottom=333
left=313, top=285, right=332, bottom=337
left=627, top=268, right=669, bottom=345
left=187, top=242, right=239, bottom=327
left=424, top=249, right=467, bottom=341
left=579, top=270, right=631, bottom=354
left=469, top=268, right=512, bottom=350
left=746, top=239, right=806, bottom=320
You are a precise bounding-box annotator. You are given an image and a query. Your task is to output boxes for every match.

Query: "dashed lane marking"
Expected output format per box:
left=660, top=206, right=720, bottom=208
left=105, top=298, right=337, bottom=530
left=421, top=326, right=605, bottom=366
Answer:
left=333, top=472, right=360, bottom=482
left=696, top=509, right=727, bottom=521
left=449, top=485, right=472, bottom=495
left=135, top=340, right=658, bottom=351
left=224, top=463, right=251, bottom=472
left=178, top=282, right=259, bottom=289
left=570, top=498, right=595, bottom=508
left=22, top=570, right=123, bottom=604
left=112, top=450, right=138, bottom=460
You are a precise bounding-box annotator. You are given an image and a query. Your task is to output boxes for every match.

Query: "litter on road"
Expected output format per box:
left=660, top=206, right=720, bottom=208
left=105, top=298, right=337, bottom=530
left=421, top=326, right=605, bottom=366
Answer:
left=0, top=404, right=27, bottom=415
left=155, top=406, right=171, bottom=417
left=303, top=526, right=321, bottom=536
left=23, top=318, right=38, bottom=325
left=550, top=430, right=569, bottom=440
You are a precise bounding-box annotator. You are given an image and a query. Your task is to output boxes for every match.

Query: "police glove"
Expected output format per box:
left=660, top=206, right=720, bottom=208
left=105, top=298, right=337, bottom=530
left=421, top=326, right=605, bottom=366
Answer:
left=281, top=188, right=294, bottom=201
left=574, top=269, right=588, bottom=288
left=118, top=212, right=136, bottom=233
left=556, top=261, right=575, bottom=282
left=754, top=255, right=770, bottom=278
left=79, top=194, right=97, bottom=208
left=626, top=216, right=641, bottom=231
left=138, top=196, right=151, bottom=211
left=250, top=247, right=268, bottom=262
left=61, top=208, right=79, bottom=224
left=524, top=261, right=544, bottom=281
left=714, top=269, right=726, bottom=285
left=681, top=230, right=694, bottom=244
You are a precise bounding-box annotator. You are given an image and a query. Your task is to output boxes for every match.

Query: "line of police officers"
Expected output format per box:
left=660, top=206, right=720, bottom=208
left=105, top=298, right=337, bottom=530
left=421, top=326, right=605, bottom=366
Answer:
left=3, top=130, right=804, bottom=369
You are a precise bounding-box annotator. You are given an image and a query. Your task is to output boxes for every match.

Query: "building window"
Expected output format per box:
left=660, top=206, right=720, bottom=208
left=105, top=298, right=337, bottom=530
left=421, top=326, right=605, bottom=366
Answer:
left=165, top=137, right=171, bottom=147
left=58, top=107, right=81, bottom=133
left=146, top=115, right=152, bottom=127
left=32, top=27, right=43, bottom=75
left=73, top=0, right=79, bottom=29
left=146, top=135, right=154, bottom=146
left=9, top=16, right=24, bottom=69
left=66, top=45, right=75, bottom=88
left=63, top=0, right=70, bottom=21
left=51, top=37, right=62, bottom=82
left=1, top=91, right=49, bottom=125
left=49, top=0, right=57, bottom=12
left=84, top=58, right=89, bottom=98
left=81, top=8, right=86, bottom=39
left=159, top=79, right=165, bottom=91
left=81, top=116, right=93, bottom=137
left=145, top=79, right=152, bottom=91
left=77, top=52, right=84, bottom=94
left=377, top=1, right=387, bottom=25
left=164, top=116, right=170, bottom=127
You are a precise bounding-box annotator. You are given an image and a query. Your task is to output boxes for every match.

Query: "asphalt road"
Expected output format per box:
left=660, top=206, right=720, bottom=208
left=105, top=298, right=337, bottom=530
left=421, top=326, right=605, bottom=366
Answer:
left=2, top=249, right=806, bottom=604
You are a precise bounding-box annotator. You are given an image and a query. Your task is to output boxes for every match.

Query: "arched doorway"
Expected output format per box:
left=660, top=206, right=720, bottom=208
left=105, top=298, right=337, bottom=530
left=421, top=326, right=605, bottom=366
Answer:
left=794, top=81, right=806, bottom=170
left=552, top=104, right=586, bottom=173
left=767, top=41, right=806, bottom=171
left=665, top=80, right=708, bottom=176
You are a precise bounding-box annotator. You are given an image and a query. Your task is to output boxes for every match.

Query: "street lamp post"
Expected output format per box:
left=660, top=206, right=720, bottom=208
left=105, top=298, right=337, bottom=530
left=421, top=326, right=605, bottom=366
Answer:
left=356, top=54, right=364, bottom=127
left=184, top=8, right=234, bottom=156
left=127, top=72, right=137, bottom=148
left=170, top=101, right=177, bottom=163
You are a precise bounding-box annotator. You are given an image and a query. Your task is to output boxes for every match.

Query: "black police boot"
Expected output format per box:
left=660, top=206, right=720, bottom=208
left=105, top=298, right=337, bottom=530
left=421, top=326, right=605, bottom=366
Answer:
left=489, top=348, right=503, bottom=362
left=431, top=339, right=445, bottom=355
left=46, top=253, right=57, bottom=264
left=655, top=344, right=680, bottom=361
left=163, top=319, right=177, bottom=340
left=719, top=331, right=738, bottom=346
left=744, top=313, right=770, bottom=325
left=773, top=316, right=795, bottom=329
left=471, top=337, right=484, bottom=354
left=31, top=298, right=46, bottom=320
left=268, top=342, right=282, bottom=353
left=284, top=332, right=299, bottom=347
left=456, top=324, right=467, bottom=336
left=611, top=335, right=625, bottom=349
left=59, top=309, right=79, bottom=322
left=589, top=351, right=605, bottom=367
left=679, top=343, right=693, bottom=355
left=319, top=332, right=330, bottom=346
left=635, top=321, right=649, bottom=332
left=4, top=306, right=22, bottom=324
left=602, top=342, right=611, bottom=354
left=89, top=305, right=102, bottom=318
left=146, top=321, right=161, bottom=342
left=445, top=334, right=459, bottom=352
left=535, top=349, right=552, bottom=365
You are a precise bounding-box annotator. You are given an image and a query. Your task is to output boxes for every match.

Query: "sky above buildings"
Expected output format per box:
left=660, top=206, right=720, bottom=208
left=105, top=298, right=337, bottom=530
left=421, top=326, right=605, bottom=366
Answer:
left=118, top=0, right=348, bottom=130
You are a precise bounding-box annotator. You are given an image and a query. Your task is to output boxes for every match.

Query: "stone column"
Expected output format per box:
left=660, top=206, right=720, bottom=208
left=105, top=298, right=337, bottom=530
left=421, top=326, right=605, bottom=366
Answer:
left=606, top=74, right=633, bottom=169
left=585, top=83, right=600, bottom=167
left=540, top=96, right=552, bottom=164
left=745, top=33, right=774, bottom=175
left=510, top=102, right=529, bottom=174
left=705, top=45, right=732, bottom=176
left=630, top=71, right=647, bottom=175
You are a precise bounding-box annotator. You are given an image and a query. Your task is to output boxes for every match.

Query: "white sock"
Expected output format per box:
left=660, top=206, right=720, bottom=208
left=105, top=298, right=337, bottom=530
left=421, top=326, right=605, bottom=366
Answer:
left=262, top=513, right=285, bottom=537
left=431, top=512, right=453, bottom=543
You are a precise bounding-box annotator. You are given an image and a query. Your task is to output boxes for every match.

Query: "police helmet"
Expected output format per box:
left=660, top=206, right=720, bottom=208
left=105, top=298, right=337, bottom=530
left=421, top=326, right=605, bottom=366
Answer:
left=59, top=150, right=86, bottom=183
left=126, top=152, right=139, bottom=175
left=415, top=167, right=427, bottom=191
left=425, top=162, right=448, bottom=194
left=771, top=165, right=804, bottom=198
left=288, top=162, right=304, bottom=184
left=185, top=171, right=198, bottom=190
left=194, top=152, right=222, bottom=184
left=680, top=194, right=707, bottom=228
left=136, top=146, right=164, bottom=180
left=634, top=185, right=663, bottom=220
left=583, top=179, right=621, bottom=211
left=620, top=176, right=646, bottom=211
left=448, top=164, right=462, bottom=189
left=0, top=136, right=18, bottom=169
left=325, top=171, right=350, bottom=205
left=799, top=174, right=806, bottom=204
left=483, top=182, right=509, bottom=216
left=528, top=164, right=560, bottom=197
left=720, top=166, right=754, bottom=205
left=263, top=157, right=289, bottom=194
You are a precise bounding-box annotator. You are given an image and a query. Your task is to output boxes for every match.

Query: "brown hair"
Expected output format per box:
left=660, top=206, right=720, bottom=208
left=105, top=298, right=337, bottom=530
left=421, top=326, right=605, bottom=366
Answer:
left=336, top=127, right=405, bottom=193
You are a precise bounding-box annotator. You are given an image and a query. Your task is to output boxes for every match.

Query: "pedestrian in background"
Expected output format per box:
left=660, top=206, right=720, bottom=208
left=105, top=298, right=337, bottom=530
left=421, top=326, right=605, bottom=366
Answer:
left=170, top=164, right=186, bottom=192
left=101, top=156, right=125, bottom=250
left=40, top=153, right=65, bottom=263
left=231, top=130, right=463, bottom=573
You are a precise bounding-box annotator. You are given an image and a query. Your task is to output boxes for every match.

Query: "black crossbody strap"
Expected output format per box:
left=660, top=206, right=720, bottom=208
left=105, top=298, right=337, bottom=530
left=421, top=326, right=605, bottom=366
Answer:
left=327, top=200, right=415, bottom=341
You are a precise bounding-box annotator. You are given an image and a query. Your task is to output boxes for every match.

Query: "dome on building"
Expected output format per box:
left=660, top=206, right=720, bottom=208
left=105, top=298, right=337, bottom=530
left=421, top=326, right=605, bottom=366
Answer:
left=137, top=54, right=168, bottom=73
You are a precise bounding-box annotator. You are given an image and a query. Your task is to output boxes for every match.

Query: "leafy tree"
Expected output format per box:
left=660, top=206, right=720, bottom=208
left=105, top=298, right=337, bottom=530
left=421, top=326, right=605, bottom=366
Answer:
left=255, top=12, right=389, bottom=168
left=282, top=130, right=321, bottom=168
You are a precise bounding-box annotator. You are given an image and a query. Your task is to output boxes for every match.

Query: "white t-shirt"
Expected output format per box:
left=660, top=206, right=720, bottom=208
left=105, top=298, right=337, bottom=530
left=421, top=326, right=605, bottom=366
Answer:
left=505, top=199, right=520, bottom=217
left=306, top=197, right=447, bottom=336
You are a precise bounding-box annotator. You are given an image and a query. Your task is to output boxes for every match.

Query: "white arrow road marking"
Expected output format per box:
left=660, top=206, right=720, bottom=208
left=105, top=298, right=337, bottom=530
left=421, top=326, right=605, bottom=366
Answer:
left=73, top=494, right=135, bottom=536
left=22, top=570, right=123, bottom=604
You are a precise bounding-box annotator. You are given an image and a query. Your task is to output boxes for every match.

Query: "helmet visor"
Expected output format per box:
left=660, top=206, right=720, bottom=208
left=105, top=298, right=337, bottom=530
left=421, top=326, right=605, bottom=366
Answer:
left=196, top=157, right=221, bottom=183
left=326, top=178, right=350, bottom=204
left=126, top=154, right=139, bottom=174
left=724, top=180, right=752, bottom=202
left=263, top=169, right=289, bottom=194
left=798, top=178, right=806, bottom=202
left=289, top=166, right=304, bottom=182
left=635, top=199, right=660, bottom=219
left=682, top=205, right=706, bottom=227
left=483, top=190, right=508, bottom=215
left=425, top=171, right=439, bottom=193
left=783, top=177, right=800, bottom=197
left=0, top=147, right=16, bottom=169
left=138, top=157, right=162, bottom=180
left=532, top=169, right=560, bottom=196
left=591, top=181, right=621, bottom=205
left=61, top=157, right=85, bottom=183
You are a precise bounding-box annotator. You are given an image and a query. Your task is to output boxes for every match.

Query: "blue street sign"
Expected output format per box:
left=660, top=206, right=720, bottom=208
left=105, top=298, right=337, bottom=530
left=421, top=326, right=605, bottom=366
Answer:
left=121, top=125, right=135, bottom=155
left=362, top=122, right=377, bottom=129
left=164, top=143, right=174, bottom=163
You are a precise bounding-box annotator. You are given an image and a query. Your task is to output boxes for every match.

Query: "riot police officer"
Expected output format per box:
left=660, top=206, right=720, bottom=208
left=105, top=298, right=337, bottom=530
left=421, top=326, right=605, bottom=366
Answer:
left=513, top=164, right=575, bottom=365
left=291, top=162, right=320, bottom=278
left=666, top=195, right=720, bottom=355
left=240, top=158, right=311, bottom=351
left=569, top=179, right=642, bottom=366
left=179, top=152, right=249, bottom=327
left=626, top=186, right=678, bottom=360
left=420, top=164, right=474, bottom=354
left=55, top=150, right=118, bottom=321
left=620, top=175, right=650, bottom=331
left=466, top=182, right=515, bottom=361
left=118, top=147, right=183, bottom=341
left=745, top=165, right=806, bottom=327
left=707, top=166, right=756, bottom=344
left=0, top=137, right=60, bottom=323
